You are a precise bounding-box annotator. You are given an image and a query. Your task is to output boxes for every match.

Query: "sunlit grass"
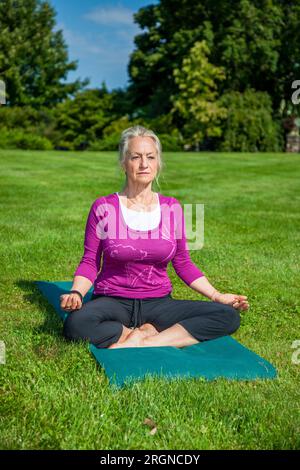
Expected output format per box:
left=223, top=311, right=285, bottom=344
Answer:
left=0, top=149, right=299, bottom=449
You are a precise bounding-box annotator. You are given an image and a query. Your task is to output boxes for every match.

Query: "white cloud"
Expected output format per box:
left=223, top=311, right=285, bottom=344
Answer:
left=56, top=22, right=104, bottom=55
left=84, top=5, right=134, bottom=26
left=53, top=18, right=140, bottom=89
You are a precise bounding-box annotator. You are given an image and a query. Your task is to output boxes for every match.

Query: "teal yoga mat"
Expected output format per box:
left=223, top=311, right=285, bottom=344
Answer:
left=35, top=280, right=277, bottom=388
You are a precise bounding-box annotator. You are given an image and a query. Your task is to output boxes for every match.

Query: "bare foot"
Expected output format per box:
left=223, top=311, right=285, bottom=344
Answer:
left=107, top=328, right=145, bottom=349
left=138, top=323, right=159, bottom=338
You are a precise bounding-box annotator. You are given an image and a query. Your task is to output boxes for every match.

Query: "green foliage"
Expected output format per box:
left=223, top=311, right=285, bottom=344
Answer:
left=215, top=0, right=283, bottom=92
left=0, top=93, right=184, bottom=152
left=155, top=131, right=183, bottom=152
left=217, top=89, right=284, bottom=152
left=89, top=114, right=184, bottom=152
left=276, top=1, right=300, bottom=116
left=0, top=105, right=40, bottom=128
left=0, top=127, right=53, bottom=150
left=146, top=113, right=184, bottom=151
left=0, top=0, right=87, bottom=106
left=88, top=114, right=158, bottom=151
left=1, top=0, right=297, bottom=151
left=0, top=105, right=57, bottom=149
left=171, top=41, right=227, bottom=147
left=0, top=105, right=54, bottom=133
left=128, top=0, right=295, bottom=121
left=88, top=116, right=138, bottom=151
left=51, top=87, right=116, bottom=150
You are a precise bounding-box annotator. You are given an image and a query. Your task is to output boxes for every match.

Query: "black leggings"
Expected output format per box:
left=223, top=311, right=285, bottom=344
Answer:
left=62, top=292, right=241, bottom=349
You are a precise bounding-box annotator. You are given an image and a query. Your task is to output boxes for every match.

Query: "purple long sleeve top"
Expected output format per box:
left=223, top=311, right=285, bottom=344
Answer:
left=74, top=192, right=205, bottom=298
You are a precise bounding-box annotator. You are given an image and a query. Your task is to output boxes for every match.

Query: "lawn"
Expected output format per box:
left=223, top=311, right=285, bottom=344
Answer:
left=0, top=149, right=299, bottom=450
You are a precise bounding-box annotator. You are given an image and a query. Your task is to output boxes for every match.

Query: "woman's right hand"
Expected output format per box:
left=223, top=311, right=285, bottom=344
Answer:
left=60, top=293, right=83, bottom=312
left=212, top=292, right=249, bottom=311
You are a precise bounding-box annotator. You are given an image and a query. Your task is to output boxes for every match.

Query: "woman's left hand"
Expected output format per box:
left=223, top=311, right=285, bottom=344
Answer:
left=212, top=292, right=249, bottom=311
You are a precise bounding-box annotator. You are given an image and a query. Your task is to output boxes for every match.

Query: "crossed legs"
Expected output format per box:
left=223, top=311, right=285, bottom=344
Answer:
left=63, top=295, right=240, bottom=350
left=108, top=298, right=240, bottom=349
left=108, top=323, right=199, bottom=349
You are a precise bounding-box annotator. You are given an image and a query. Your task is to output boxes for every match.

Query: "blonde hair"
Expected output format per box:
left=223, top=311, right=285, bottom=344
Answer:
left=118, top=125, right=163, bottom=189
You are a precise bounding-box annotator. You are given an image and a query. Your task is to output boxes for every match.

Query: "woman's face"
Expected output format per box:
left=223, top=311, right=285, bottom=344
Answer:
left=123, top=136, right=158, bottom=186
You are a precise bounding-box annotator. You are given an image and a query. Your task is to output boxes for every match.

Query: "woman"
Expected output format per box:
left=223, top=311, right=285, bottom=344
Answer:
left=60, top=125, right=249, bottom=349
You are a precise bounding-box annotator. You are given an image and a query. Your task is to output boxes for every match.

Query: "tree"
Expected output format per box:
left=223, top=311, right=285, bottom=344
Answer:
left=0, top=0, right=88, bottom=107
left=128, top=0, right=291, bottom=120
left=275, top=1, right=300, bottom=118
left=217, top=88, right=284, bottom=152
left=170, top=41, right=227, bottom=148
left=51, top=85, right=117, bottom=150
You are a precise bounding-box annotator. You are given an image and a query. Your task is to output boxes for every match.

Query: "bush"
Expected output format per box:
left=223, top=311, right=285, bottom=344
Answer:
left=88, top=117, right=184, bottom=152
left=0, top=106, right=40, bottom=129
left=49, top=88, right=117, bottom=150
left=0, top=128, right=53, bottom=150
left=0, top=106, right=54, bottom=132
left=148, top=114, right=184, bottom=151
left=88, top=116, right=151, bottom=151
left=217, top=88, right=284, bottom=152
left=157, top=132, right=183, bottom=151
left=88, top=134, right=119, bottom=151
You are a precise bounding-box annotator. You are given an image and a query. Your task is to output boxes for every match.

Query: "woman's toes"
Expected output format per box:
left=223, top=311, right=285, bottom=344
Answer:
left=139, top=323, right=159, bottom=337
left=108, top=329, right=145, bottom=348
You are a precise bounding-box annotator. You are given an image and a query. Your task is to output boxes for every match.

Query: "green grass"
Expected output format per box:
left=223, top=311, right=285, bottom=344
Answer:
left=0, top=149, right=299, bottom=450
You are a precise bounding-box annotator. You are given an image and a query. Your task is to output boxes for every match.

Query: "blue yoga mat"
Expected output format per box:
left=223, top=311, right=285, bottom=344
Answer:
left=35, top=280, right=277, bottom=388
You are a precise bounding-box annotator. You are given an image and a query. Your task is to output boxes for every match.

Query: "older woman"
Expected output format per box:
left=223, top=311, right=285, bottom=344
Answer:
left=60, top=125, right=249, bottom=349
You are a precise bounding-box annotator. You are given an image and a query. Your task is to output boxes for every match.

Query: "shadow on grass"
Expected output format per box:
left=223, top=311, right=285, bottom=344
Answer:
left=16, top=279, right=66, bottom=339
left=15, top=279, right=100, bottom=366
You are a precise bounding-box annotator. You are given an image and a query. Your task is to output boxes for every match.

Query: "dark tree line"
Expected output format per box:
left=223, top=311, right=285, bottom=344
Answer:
left=1, top=0, right=299, bottom=151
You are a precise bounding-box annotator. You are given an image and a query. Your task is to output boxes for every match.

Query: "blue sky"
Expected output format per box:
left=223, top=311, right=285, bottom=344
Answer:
left=49, top=0, right=159, bottom=91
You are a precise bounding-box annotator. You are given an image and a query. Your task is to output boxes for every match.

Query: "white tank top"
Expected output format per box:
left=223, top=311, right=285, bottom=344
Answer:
left=117, top=192, right=161, bottom=230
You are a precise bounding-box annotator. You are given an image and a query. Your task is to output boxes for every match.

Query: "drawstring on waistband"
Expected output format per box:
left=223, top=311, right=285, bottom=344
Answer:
left=131, top=298, right=143, bottom=329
